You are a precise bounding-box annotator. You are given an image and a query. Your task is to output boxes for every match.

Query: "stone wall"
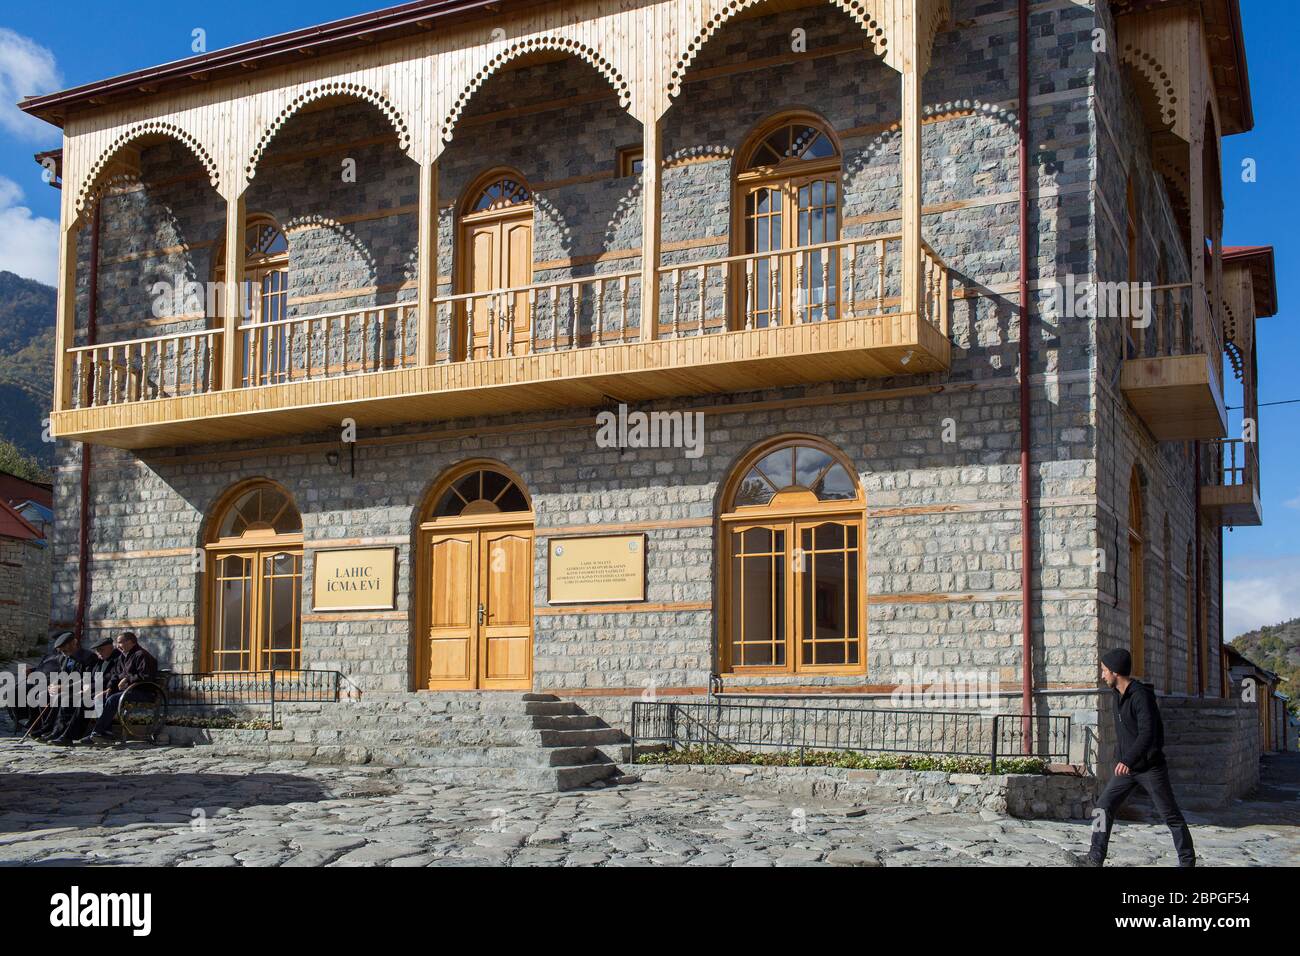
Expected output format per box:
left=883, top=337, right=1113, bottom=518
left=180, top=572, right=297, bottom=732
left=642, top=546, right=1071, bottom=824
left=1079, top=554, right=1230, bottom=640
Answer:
left=47, top=0, right=1178, bottom=771
left=0, top=536, right=50, bottom=658
left=1156, top=696, right=1260, bottom=809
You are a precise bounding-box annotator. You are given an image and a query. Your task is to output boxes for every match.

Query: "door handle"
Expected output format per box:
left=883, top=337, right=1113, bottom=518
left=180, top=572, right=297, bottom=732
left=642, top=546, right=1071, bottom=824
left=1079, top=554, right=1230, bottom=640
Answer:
left=478, top=603, right=486, bottom=626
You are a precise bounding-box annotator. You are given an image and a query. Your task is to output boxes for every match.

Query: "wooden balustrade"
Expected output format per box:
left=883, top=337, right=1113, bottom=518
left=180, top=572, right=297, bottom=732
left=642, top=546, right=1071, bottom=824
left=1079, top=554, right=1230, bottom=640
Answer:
left=238, top=302, right=418, bottom=387
left=1206, top=437, right=1257, bottom=489
left=429, top=271, right=640, bottom=361
left=59, top=239, right=953, bottom=410
left=656, top=235, right=909, bottom=335
left=68, top=329, right=221, bottom=408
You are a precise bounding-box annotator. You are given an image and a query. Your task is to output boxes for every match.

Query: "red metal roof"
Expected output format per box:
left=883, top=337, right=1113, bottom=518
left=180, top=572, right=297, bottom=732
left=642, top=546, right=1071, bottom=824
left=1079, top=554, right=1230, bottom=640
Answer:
left=0, top=470, right=54, bottom=510
left=0, top=498, right=42, bottom=542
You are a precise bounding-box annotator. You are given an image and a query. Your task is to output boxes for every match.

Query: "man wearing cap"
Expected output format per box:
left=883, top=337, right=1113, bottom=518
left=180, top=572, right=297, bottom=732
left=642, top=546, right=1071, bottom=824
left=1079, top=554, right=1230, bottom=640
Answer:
left=1066, top=648, right=1196, bottom=867
left=48, top=636, right=123, bottom=747
left=28, top=631, right=97, bottom=741
left=77, top=631, right=158, bottom=746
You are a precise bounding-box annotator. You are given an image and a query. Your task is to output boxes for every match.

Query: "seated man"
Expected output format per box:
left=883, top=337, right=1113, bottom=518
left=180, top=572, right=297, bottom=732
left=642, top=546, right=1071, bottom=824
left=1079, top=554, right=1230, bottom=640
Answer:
left=48, top=636, right=122, bottom=746
left=77, top=631, right=159, bottom=746
left=29, top=631, right=97, bottom=741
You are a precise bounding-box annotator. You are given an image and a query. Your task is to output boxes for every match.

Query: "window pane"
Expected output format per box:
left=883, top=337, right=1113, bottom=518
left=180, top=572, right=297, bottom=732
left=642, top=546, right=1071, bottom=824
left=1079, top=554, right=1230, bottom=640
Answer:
left=734, top=469, right=776, bottom=508
left=814, top=463, right=856, bottom=501
left=795, top=448, right=834, bottom=488
left=756, top=448, right=794, bottom=489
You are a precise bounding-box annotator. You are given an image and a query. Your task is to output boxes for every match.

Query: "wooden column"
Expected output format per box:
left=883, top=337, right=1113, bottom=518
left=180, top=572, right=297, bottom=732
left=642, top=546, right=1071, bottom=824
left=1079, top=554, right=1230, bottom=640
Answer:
left=54, top=220, right=79, bottom=412
left=640, top=117, right=663, bottom=341
left=221, top=195, right=247, bottom=389
left=417, top=158, right=439, bottom=365
left=899, top=7, right=923, bottom=317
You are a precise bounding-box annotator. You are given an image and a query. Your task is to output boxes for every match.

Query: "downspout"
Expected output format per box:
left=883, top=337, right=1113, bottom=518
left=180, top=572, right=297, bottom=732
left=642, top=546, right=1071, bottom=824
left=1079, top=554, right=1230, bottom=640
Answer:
left=1018, top=0, right=1034, bottom=751
left=73, top=199, right=101, bottom=641
left=1194, top=442, right=1204, bottom=695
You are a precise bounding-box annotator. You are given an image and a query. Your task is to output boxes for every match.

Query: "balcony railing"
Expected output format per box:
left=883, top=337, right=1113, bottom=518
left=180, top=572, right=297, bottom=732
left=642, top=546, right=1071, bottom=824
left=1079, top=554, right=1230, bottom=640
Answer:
left=239, top=301, right=419, bottom=387
left=1202, top=437, right=1262, bottom=527
left=429, top=270, right=641, bottom=359
left=1120, top=280, right=1228, bottom=441
left=55, top=236, right=952, bottom=447
left=69, top=328, right=221, bottom=407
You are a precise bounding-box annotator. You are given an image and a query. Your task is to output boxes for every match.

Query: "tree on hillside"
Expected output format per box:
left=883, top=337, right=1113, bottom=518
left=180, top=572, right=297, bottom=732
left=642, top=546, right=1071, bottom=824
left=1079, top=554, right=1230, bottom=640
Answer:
left=0, top=437, right=50, bottom=483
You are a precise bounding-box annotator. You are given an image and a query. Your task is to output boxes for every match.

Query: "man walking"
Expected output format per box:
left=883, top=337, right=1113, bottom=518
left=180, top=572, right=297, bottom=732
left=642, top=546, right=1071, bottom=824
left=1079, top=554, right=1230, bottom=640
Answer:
left=1066, top=648, right=1196, bottom=867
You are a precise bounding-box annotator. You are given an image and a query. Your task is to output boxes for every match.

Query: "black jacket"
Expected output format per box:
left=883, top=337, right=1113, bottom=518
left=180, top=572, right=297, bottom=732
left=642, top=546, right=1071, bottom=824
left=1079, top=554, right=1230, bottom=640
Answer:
left=60, top=648, right=98, bottom=673
left=116, top=644, right=158, bottom=690
left=93, top=649, right=124, bottom=688
left=1113, top=679, right=1166, bottom=771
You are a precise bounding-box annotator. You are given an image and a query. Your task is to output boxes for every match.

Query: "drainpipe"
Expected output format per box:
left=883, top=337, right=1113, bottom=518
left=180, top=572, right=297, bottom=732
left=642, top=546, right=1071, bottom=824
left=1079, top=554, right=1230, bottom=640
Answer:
left=1194, top=442, right=1204, bottom=695
left=1018, top=0, right=1034, bottom=752
left=73, top=199, right=101, bottom=641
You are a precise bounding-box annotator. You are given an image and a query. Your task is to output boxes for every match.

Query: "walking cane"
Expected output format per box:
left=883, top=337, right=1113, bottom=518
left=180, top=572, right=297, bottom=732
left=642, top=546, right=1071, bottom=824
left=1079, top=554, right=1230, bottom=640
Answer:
left=19, top=704, right=52, bottom=742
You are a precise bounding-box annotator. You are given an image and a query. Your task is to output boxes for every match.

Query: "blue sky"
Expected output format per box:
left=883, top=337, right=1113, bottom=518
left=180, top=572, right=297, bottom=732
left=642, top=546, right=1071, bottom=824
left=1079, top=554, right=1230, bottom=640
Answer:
left=0, top=1, right=1295, bottom=637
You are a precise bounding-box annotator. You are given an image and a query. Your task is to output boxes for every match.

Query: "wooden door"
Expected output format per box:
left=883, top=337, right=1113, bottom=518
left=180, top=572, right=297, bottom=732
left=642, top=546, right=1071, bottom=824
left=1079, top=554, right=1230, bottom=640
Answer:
left=423, top=525, right=533, bottom=690
left=478, top=527, right=533, bottom=689
left=426, top=531, right=479, bottom=688
left=461, top=212, right=532, bottom=360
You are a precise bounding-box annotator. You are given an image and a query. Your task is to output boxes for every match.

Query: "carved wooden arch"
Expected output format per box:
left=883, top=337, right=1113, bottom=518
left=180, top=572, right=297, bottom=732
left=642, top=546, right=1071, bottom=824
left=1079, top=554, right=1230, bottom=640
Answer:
left=76, top=121, right=220, bottom=215
left=246, top=81, right=413, bottom=183
left=1120, top=42, right=1180, bottom=135
left=668, top=0, right=892, bottom=100
left=440, top=35, right=632, bottom=145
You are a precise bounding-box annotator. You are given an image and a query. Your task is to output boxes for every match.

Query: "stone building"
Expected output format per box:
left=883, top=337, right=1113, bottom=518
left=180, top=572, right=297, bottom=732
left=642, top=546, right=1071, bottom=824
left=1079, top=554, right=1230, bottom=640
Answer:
left=0, top=499, right=49, bottom=659
left=21, top=0, right=1276, bottom=774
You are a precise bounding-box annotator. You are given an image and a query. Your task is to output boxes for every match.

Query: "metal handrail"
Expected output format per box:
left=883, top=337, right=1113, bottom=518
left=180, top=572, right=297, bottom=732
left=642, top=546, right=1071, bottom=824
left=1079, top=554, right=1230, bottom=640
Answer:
left=630, top=700, right=1071, bottom=771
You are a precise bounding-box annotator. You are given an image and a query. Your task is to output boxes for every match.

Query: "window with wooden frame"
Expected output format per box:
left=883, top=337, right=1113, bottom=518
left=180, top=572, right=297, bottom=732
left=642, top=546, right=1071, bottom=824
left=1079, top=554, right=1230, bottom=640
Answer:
left=1125, top=175, right=1141, bottom=359
left=732, top=115, right=842, bottom=329
left=1128, top=469, right=1145, bottom=678
left=214, top=214, right=290, bottom=386
left=616, top=145, right=643, bottom=178
left=205, top=480, right=303, bottom=673
left=719, top=436, right=864, bottom=675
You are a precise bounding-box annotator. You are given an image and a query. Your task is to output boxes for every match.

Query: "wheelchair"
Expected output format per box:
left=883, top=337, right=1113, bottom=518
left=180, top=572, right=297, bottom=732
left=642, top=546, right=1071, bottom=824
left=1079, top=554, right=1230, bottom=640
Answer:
left=114, top=679, right=169, bottom=745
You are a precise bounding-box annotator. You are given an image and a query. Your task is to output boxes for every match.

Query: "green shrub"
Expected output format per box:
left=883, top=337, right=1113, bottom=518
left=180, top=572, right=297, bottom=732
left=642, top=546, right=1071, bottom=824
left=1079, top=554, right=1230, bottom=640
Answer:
left=634, top=746, right=1046, bottom=775
left=166, top=715, right=278, bottom=731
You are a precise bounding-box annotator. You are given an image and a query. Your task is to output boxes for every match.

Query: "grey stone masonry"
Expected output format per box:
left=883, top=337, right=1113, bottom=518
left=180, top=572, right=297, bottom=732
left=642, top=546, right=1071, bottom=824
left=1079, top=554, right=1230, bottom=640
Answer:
left=48, top=0, right=1241, bottom=785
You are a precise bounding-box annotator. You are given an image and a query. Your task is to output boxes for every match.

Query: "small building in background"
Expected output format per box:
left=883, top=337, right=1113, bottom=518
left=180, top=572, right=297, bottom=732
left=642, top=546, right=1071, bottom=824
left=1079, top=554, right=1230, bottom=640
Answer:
left=0, top=493, right=51, bottom=659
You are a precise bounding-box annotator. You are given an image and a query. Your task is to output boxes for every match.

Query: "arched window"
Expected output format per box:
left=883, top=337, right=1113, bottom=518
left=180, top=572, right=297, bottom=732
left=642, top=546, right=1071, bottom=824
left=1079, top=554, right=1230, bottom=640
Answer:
left=214, top=214, right=290, bottom=386
left=431, top=466, right=531, bottom=518
left=458, top=169, right=534, bottom=360
left=1128, top=470, right=1145, bottom=678
left=734, top=115, right=841, bottom=329
left=719, top=437, right=864, bottom=674
left=1125, top=175, right=1141, bottom=359
left=205, top=480, right=303, bottom=673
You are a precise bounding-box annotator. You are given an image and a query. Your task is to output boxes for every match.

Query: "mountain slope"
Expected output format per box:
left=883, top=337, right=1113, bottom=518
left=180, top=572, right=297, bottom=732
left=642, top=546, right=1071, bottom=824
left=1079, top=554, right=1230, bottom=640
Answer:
left=0, top=271, right=56, bottom=468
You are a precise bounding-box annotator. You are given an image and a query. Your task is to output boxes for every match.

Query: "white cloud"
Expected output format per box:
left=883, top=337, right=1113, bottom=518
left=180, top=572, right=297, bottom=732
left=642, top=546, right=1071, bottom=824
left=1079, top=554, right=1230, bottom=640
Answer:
left=0, top=28, right=62, bottom=141
left=0, top=176, right=58, bottom=285
left=1224, top=555, right=1300, bottom=640
left=1284, top=493, right=1300, bottom=511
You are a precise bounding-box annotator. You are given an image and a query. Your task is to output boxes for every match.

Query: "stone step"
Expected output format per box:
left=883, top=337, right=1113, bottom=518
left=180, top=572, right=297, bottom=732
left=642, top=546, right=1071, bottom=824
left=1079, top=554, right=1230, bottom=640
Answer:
left=534, top=727, right=626, bottom=747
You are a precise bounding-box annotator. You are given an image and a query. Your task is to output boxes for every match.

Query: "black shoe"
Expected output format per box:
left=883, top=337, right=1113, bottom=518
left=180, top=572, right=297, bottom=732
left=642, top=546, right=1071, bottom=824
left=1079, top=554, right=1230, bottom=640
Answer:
left=88, top=733, right=116, bottom=746
left=49, top=737, right=74, bottom=747
left=74, top=734, right=99, bottom=747
left=1063, top=850, right=1102, bottom=867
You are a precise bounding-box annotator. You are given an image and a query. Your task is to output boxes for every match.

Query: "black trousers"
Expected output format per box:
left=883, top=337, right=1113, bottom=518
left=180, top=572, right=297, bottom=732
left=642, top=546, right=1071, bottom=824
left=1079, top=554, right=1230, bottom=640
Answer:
left=1090, top=761, right=1196, bottom=866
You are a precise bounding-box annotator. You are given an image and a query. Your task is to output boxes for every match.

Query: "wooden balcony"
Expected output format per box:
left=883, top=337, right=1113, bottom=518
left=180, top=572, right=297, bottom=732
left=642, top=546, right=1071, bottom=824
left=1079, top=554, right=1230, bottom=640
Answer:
left=1120, top=283, right=1227, bottom=441
left=1201, top=438, right=1262, bottom=527
left=51, top=237, right=951, bottom=449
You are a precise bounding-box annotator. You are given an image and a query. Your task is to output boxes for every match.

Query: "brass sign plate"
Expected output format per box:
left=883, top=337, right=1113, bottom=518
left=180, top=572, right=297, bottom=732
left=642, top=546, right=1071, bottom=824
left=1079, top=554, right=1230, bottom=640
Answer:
left=547, top=533, right=646, bottom=604
left=312, top=547, right=398, bottom=611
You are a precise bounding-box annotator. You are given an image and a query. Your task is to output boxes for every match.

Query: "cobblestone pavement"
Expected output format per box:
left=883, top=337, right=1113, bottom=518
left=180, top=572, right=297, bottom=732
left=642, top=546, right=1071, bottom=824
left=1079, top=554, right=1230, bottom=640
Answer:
left=0, top=740, right=1296, bottom=867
